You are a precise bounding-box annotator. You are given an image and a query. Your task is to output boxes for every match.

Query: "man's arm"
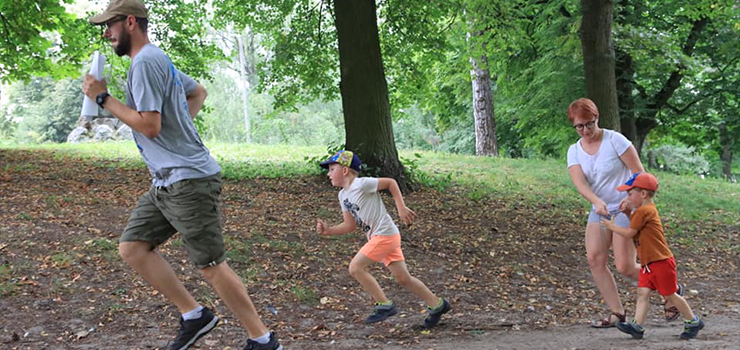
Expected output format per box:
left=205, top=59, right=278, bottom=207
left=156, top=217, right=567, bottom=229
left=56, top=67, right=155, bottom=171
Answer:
left=82, top=74, right=161, bottom=138
left=186, top=84, right=207, bottom=119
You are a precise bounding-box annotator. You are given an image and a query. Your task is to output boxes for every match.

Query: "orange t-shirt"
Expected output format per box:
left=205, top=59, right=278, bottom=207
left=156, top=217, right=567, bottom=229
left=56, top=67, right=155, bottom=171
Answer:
left=629, top=203, right=673, bottom=266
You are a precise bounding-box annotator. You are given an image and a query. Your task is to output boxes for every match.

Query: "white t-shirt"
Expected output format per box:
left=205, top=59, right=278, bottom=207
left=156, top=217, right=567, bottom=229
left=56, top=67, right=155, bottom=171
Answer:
left=567, top=129, right=633, bottom=212
left=338, top=177, right=399, bottom=240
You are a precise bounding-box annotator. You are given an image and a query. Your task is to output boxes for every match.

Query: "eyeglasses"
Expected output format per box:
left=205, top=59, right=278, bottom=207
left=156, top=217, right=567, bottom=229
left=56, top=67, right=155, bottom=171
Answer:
left=105, top=16, right=127, bottom=30
left=573, top=120, right=596, bottom=131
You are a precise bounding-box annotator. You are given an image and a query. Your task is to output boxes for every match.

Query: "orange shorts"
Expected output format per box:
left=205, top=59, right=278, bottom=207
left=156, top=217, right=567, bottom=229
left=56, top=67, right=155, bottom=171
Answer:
left=359, top=234, right=405, bottom=267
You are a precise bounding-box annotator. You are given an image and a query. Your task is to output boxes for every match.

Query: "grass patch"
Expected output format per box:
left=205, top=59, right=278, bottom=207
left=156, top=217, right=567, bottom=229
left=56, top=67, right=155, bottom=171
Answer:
left=51, top=252, right=76, bottom=268
left=88, top=237, right=118, bottom=251
left=224, top=235, right=253, bottom=265
left=292, top=284, right=319, bottom=306
left=0, top=264, right=18, bottom=296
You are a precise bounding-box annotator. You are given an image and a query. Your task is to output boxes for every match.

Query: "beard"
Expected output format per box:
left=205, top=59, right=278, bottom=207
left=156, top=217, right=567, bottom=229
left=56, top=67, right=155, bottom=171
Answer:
left=113, top=29, right=131, bottom=57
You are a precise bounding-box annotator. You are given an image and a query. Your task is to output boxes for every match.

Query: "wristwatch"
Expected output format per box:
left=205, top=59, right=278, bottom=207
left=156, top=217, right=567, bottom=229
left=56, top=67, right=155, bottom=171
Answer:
left=96, top=92, right=110, bottom=108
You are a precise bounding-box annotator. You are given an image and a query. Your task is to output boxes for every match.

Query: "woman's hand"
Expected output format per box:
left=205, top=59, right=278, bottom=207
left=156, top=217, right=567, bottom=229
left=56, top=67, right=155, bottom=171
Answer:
left=593, top=199, right=609, bottom=216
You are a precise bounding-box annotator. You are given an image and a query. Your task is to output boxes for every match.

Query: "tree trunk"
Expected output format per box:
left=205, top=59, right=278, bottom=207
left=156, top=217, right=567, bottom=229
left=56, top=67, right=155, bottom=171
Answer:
left=580, top=0, right=620, bottom=131
left=719, top=121, right=735, bottom=181
left=615, top=48, right=637, bottom=143
left=333, top=0, right=413, bottom=192
left=470, top=55, right=498, bottom=157
left=236, top=30, right=251, bottom=143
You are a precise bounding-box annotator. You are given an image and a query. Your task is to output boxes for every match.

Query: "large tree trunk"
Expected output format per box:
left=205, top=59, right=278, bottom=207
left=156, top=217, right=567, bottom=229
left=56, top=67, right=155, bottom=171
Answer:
left=719, top=121, right=735, bottom=181
left=470, top=55, right=498, bottom=157
left=333, top=0, right=413, bottom=192
left=615, top=48, right=637, bottom=143
left=580, top=0, right=620, bottom=131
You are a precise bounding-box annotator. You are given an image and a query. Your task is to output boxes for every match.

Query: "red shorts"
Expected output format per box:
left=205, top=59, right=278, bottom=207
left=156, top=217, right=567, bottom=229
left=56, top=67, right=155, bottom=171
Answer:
left=638, top=257, right=679, bottom=296
left=359, top=234, right=405, bottom=267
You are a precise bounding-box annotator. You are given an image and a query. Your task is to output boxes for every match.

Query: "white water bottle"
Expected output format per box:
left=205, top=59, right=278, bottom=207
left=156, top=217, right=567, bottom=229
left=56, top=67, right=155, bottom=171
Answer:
left=81, top=51, right=107, bottom=121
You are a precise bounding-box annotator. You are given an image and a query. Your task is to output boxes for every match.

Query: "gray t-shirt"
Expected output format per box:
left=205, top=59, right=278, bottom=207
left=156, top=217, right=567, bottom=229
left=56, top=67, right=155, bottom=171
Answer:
left=126, top=44, right=220, bottom=187
left=339, top=177, right=399, bottom=240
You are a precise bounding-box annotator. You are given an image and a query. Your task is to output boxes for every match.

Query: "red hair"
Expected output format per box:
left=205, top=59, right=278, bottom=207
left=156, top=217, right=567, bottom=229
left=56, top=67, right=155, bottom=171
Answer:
left=567, top=98, right=599, bottom=123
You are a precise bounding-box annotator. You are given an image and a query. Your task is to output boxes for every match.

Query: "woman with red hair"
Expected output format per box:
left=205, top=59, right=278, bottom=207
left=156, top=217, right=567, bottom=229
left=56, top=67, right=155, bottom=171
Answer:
left=566, top=98, right=647, bottom=327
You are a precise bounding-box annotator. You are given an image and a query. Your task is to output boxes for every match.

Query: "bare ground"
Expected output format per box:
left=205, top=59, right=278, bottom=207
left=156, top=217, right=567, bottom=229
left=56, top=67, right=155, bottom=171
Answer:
left=1, top=149, right=738, bottom=350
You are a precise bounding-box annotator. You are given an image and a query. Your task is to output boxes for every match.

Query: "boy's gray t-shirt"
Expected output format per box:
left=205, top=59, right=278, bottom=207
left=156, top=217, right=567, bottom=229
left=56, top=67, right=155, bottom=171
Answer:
left=338, top=177, right=399, bottom=240
left=126, top=44, right=220, bottom=187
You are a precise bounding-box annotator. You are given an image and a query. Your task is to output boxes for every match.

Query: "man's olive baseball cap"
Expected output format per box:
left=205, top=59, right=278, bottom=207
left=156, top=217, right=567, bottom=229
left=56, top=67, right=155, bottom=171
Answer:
left=89, top=0, right=148, bottom=25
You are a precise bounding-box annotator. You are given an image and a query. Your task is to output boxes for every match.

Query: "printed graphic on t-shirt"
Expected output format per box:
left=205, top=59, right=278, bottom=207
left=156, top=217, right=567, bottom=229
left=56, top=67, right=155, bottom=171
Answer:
left=343, top=198, right=371, bottom=233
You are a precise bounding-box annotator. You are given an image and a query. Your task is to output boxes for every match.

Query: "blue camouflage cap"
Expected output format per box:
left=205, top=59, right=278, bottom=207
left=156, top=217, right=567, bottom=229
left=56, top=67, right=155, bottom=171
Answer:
left=320, top=150, right=361, bottom=172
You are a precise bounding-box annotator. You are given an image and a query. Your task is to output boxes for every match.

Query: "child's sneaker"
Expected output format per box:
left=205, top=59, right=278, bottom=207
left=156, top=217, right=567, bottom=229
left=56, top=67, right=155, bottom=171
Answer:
left=244, top=332, right=283, bottom=350
left=169, top=307, right=220, bottom=350
left=616, top=321, right=645, bottom=339
left=680, top=318, right=704, bottom=339
left=424, top=298, right=452, bottom=327
left=364, top=302, right=398, bottom=323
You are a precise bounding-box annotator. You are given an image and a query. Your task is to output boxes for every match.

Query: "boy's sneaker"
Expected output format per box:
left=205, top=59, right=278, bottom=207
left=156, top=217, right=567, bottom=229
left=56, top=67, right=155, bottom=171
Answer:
left=244, top=332, right=283, bottom=350
left=680, top=318, right=704, bottom=339
left=424, top=298, right=452, bottom=327
left=169, top=307, right=220, bottom=350
left=616, top=322, right=645, bottom=339
left=364, top=302, right=398, bottom=323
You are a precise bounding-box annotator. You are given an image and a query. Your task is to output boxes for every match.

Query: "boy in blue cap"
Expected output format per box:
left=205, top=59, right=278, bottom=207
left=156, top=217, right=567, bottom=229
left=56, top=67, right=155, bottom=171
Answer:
left=602, top=172, right=704, bottom=340
left=315, top=150, right=451, bottom=326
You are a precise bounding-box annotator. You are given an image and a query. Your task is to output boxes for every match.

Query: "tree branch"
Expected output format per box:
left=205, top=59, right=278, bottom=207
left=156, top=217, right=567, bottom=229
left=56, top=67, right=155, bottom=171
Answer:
left=717, top=55, right=740, bottom=74
left=648, top=16, right=709, bottom=111
left=665, top=97, right=703, bottom=114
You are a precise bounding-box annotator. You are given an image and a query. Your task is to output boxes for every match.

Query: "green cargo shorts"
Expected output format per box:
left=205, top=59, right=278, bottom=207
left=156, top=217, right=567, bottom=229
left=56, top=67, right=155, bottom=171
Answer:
left=121, top=173, right=225, bottom=269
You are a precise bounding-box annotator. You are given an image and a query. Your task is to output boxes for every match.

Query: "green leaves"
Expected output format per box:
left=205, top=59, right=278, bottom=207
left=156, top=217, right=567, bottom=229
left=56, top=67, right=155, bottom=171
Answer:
left=0, top=0, right=94, bottom=82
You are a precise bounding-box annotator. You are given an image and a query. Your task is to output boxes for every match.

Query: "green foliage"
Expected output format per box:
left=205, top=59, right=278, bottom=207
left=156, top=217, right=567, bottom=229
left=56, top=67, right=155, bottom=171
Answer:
left=199, top=65, right=345, bottom=145
left=0, top=0, right=96, bottom=82
left=650, top=144, right=710, bottom=175
left=393, top=106, right=441, bottom=151
left=146, top=0, right=225, bottom=81
left=3, top=77, right=82, bottom=143
left=401, top=153, right=452, bottom=191
left=214, top=0, right=340, bottom=108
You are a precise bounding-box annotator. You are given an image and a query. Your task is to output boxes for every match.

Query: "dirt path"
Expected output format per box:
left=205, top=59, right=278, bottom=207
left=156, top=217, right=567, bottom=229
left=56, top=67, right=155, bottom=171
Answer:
left=375, top=313, right=740, bottom=350
left=1, top=149, right=738, bottom=350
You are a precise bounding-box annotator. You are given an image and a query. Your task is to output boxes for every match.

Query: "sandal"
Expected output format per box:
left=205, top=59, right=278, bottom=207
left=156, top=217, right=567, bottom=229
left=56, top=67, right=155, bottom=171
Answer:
left=590, top=311, right=626, bottom=328
left=664, top=283, right=685, bottom=322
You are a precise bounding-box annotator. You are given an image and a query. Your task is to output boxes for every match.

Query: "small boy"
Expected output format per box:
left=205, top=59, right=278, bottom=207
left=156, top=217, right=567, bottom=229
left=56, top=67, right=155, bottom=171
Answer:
left=315, top=150, right=451, bottom=326
left=601, top=172, right=704, bottom=340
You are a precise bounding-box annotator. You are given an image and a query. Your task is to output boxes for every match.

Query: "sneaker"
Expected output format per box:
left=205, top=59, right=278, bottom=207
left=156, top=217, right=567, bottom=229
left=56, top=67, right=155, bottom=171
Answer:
left=424, top=298, right=452, bottom=327
left=364, top=302, right=398, bottom=324
left=169, top=307, right=220, bottom=350
left=616, top=322, right=645, bottom=339
left=680, top=318, right=704, bottom=339
left=244, top=332, right=283, bottom=350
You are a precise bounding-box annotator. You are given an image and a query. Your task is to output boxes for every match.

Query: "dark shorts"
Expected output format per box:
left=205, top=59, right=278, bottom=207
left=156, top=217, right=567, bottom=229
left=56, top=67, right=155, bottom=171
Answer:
left=121, top=173, right=225, bottom=269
